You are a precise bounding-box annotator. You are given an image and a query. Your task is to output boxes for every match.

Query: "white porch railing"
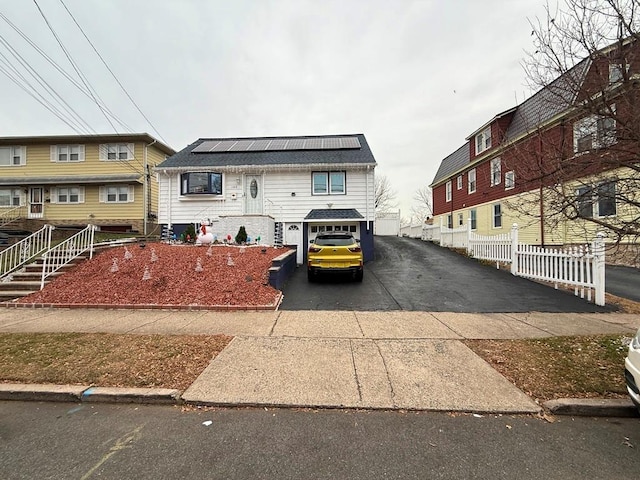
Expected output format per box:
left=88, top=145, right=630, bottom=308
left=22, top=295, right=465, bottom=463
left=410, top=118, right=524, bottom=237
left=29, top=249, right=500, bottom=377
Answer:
left=0, top=225, right=54, bottom=279
left=416, top=218, right=606, bottom=306
left=40, top=224, right=97, bottom=289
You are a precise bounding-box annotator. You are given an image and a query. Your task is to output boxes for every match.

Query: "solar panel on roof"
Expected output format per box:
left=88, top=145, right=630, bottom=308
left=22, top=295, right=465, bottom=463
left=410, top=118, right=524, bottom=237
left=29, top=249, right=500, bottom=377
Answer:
left=286, top=138, right=305, bottom=149
left=340, top=137, right=360, bottom=148
left=228, top=139, right=254, bottom=151
left=267, top=139, right=287, bottom=150
left=191, top=136, right=362, bottom=153
left=192, top=140, right=220, bottom=153
left=211, top=140, right=235, bottom=152
left=322, top=137, right=341, bottom=149
left=247, top=139, right=270, bottom=150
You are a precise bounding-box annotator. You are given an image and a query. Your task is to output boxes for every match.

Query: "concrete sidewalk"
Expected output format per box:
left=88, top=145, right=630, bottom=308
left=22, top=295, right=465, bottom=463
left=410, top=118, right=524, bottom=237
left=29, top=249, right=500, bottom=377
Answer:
left=1, top=308, right=638, bottom=414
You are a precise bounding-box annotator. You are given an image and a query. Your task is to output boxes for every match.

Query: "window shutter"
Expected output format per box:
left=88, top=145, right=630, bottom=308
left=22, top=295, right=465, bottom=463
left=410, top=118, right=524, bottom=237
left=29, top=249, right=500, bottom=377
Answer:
left=128, top=185, right=135, bottom=202
left=99, top=186, right=105, bottom=203
left=78, top=145, right=85, bottom=161
left=50, top=145, right=57, bottom=162
left=127, top=143, right=134, bottom=160
left=50, top=187, right=57, bottom=204
left=78, top=187, right=85, bottom=203
left=99, top=144, right=107, bottom=161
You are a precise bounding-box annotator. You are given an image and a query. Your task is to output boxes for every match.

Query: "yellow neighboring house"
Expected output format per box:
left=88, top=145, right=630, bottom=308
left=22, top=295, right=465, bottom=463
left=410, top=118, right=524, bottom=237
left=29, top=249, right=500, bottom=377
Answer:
left=0, top=134, right=175, bottom=235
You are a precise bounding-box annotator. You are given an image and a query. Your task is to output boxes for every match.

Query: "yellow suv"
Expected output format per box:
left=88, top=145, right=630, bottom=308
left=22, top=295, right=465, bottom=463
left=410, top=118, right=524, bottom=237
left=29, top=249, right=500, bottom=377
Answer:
left=307, top=232, right=363, bottom=282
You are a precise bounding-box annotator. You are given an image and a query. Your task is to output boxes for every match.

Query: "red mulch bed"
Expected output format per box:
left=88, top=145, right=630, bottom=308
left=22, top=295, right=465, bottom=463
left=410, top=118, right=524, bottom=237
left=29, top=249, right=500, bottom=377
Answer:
left=17, top=243, right=289, bottom=308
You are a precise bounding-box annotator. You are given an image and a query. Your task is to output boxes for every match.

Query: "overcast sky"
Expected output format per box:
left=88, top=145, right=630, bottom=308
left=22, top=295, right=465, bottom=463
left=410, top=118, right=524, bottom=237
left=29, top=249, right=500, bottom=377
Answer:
left=0, top=0, right=549, bottom=219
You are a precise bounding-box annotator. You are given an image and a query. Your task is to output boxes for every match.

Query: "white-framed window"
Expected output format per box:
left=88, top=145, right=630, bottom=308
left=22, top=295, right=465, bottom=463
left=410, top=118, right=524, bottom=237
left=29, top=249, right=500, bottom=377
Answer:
left=505, top=170, right=515, bottom=190
left=51, top=186, right=84, bottom=204
left=456, top=175, right=463, bottom=190
left=0, top=146, right=25, bottom=166
left=447, top=214, right=453, bottom=229
left=468, top=168, right=476, bottom=194
left=100, top=185, right=134, bottom=203
left=492, top=203, right=502, bottom=228
left=445, top=180, right=452, bottom=202
left=181, top=172, right=223, bottom=195
left=576, top=181, right=617, bottom=218
left=100, top=143, right=134, bottom=161
left=0, top=188, right=22, bottom=207
left=490, top=158, right=501, bottom=186
left=609, top=63, right=629, bottom=84
left=573, top=108, right=616, bottom=153
left=51, top=144, right=85, bottom=162
left=475, top=127, right=491, bottom=155
left=457, top=212, right=464, bottom=226
left=470, top=209, right=477, bottom=230
left=312, top=171, right=346, bottom=195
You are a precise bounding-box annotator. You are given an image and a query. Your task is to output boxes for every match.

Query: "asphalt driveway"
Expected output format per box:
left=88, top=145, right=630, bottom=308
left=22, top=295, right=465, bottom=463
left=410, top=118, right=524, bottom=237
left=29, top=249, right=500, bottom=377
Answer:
left=280, top=236, right=612, bottom=312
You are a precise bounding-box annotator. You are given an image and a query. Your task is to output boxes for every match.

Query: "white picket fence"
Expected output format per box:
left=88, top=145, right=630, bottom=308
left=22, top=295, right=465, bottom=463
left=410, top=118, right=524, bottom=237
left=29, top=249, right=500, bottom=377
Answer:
left=409, top=219, right=606, bottom=306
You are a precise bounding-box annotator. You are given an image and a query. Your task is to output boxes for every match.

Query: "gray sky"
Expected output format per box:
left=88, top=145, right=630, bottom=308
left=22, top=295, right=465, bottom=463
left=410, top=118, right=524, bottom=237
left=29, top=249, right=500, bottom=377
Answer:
left=0, top=0, right=548, bottom=219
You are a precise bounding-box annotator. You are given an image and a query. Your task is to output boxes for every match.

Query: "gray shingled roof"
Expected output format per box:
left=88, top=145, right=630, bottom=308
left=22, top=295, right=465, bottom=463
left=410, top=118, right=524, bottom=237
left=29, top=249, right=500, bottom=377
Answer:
left=304, top=208, right=364, bottom=220
left=157, top=134, right=377, bottom=169
left=430, top=143, right=469, bottom=186
left=505, top=59, right=590, bottom=141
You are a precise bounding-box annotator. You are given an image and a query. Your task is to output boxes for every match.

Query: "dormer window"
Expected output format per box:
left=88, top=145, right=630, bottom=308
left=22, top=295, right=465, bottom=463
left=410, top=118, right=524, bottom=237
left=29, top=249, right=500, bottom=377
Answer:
left=609, top=63, right=629, bottom=84
left=475, top=127, right=491, bottom=155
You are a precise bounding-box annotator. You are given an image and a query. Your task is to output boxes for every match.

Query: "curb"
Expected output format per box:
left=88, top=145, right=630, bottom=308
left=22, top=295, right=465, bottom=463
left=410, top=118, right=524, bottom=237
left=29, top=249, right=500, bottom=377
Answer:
left=544, top=398, right=640, bottom=417
left=0, top=383, right=181, bottom=405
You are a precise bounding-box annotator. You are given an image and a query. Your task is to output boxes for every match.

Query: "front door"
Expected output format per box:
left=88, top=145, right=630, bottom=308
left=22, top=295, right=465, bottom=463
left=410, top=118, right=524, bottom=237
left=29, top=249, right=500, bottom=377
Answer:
left=244, top=175, right=263, bottom=214
left=285, top=223, right=303, bottom=264
left=28, top=187, right=44, bottom=219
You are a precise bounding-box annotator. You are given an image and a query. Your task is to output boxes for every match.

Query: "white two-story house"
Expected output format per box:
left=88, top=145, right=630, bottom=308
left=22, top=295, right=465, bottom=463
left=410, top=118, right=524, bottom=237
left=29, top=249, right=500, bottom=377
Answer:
left=156, top=134, right=377, bottom=264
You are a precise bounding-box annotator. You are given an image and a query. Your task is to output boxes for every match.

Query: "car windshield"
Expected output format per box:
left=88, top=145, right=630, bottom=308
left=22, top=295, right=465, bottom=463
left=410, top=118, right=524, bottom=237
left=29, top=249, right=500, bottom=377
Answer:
left=314, top=235, right=355, bottom=246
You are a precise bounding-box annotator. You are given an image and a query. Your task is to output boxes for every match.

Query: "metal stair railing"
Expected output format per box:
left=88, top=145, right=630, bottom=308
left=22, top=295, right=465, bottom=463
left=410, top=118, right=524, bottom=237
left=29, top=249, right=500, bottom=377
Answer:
left=0, top=224, right=54, bottom=279
left=40, top=224, right=97, bottom=289
left=0, top=205, right=26, bottom=227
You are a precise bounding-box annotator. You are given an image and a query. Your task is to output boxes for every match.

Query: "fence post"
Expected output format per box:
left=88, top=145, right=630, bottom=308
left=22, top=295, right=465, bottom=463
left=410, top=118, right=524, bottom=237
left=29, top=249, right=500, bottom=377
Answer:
left=593, top=232, right=606, bottom=306
left=466, top=217, right=472, bottom=256
left=510, top=223, right=519, bottom=275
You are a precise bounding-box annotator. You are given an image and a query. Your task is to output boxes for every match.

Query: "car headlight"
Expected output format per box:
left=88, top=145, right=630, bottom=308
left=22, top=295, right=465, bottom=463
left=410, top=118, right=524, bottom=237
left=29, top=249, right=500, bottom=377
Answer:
left=632, top=329, right=640, bottom=350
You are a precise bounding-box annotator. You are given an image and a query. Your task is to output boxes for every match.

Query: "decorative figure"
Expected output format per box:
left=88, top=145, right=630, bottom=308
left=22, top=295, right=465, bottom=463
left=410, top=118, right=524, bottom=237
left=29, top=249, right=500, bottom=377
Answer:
left=206, top=245, right=213, bottom=257
left=195, top=257, right=203, bottom=272
left=150, top=248, right=158, bottom=262
left=227, top=253, right=235, bottom=266
left=240, top=246, right=246, bottom=254
left=196, top=220, right=214, bottom=245
left=124, top=246, right=133, bottom=260
left=110, top=258, right=119, bottom=273
left=142, top=265, right=151, bottom=281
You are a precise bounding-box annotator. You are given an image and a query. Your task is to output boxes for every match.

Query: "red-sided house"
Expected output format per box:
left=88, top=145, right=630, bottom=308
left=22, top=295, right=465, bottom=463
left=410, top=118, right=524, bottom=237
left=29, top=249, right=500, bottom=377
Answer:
left=430, top=39, right=640, bottom=261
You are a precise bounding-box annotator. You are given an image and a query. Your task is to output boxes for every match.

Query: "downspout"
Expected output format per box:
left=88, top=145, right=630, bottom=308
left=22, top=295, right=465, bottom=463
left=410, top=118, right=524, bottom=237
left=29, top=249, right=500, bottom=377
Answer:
left=365, top=166, right=370, bottom=231
left=165, top=170, right=172, bottom=233
left=538, top=132, right=545, bottom=247
left=143, top=139, right=157, bottom=236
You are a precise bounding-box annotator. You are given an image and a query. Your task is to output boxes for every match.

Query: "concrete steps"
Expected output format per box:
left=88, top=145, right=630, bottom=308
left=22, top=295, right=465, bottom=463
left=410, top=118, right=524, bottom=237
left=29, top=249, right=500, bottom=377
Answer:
left=0, top=256, right=87, bottom=302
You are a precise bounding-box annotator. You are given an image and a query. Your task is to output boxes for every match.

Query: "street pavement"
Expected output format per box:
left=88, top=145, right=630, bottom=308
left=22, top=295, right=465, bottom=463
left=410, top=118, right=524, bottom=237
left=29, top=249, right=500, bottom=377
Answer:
left=1, top=307, right=639, bottom=415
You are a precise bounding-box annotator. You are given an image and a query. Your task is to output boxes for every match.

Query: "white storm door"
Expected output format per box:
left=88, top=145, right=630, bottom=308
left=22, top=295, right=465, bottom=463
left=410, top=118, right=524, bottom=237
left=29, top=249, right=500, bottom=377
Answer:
left=285, top=223, right=303, bottom=264
left=244, top=175, right=263, bottom=214
left=28, top=187, right=44, bottom=219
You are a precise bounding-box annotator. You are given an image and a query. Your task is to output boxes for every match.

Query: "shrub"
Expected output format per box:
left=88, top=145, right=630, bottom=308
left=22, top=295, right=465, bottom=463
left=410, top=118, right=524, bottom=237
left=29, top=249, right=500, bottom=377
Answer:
left=235, top=226, right=248, bottom=244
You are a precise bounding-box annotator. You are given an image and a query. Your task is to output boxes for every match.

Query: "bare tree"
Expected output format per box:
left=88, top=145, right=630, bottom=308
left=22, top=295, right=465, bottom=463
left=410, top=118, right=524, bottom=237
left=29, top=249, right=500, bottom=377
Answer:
left=374, top=174, right=398, bottom=213
left=506, top=0, right=640, bottom=257
left=410, top=185, right=433, bottom=224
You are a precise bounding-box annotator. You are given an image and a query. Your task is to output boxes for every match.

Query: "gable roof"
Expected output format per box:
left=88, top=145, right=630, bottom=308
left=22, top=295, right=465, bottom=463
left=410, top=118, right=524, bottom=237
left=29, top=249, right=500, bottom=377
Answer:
left=157, top=134, right=377, bottom=170
left=430, top=143, right=470, bottom=186
left=304, top=208, right=364, bottom=221
left=431, top=57, right=592, bottom=187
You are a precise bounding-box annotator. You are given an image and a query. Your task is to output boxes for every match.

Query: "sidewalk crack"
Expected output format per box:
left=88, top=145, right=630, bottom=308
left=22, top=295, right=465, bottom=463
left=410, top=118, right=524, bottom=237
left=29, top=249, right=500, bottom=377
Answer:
left=349, top=339, right=363, bottom=403
left=268, top=311, right=282, bottom=337
left=373, top=339, right=396, bottom=408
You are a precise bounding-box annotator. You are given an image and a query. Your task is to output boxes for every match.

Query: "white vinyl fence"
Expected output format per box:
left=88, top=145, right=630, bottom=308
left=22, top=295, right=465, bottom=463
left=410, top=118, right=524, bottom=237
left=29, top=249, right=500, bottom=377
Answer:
left=407, top=219, right=606, bottom=306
